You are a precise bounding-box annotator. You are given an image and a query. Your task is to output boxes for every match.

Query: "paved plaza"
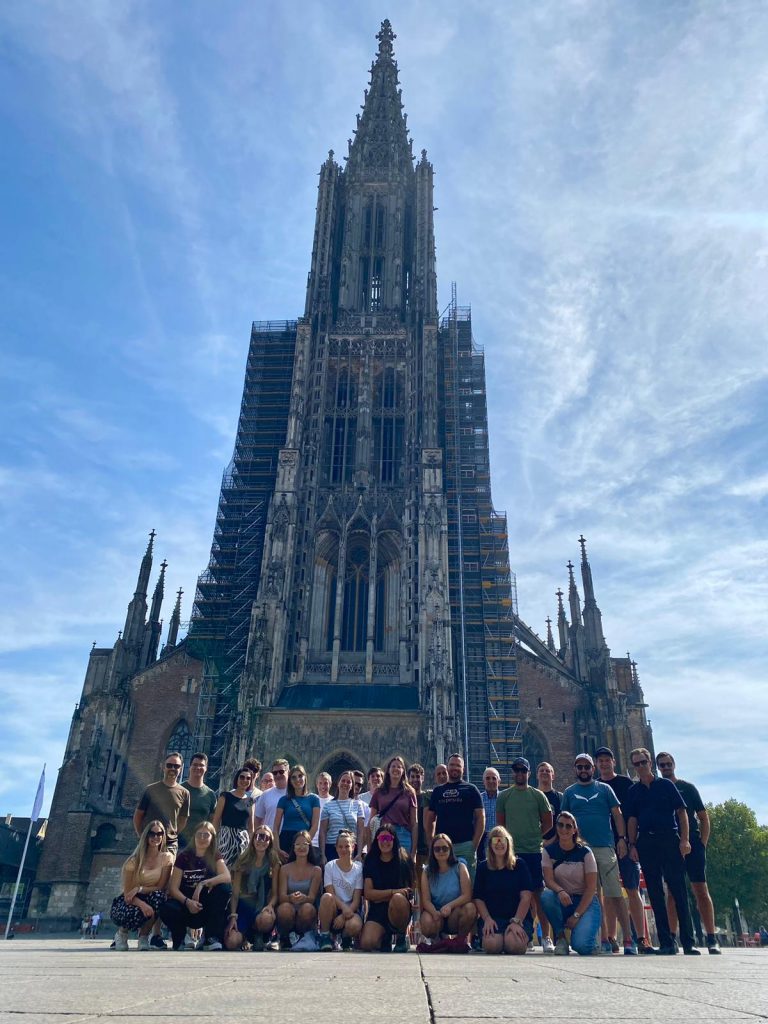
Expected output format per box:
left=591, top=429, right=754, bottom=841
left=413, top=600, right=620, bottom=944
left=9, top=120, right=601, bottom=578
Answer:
left=0, top=937, right=765, bottom=1024
left=0, top=938, right=765, bottom=1024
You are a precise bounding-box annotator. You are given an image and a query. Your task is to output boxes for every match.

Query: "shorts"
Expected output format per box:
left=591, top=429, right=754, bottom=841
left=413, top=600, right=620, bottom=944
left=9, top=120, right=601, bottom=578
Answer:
left=366, top=895, right=413, bottom=929
left=517, top=851, right=543, bottom=890
left=592, top=846, right=622, bottom=898
left=236, top=898, right=270, bottom=937
left=618, top=852, right=640, bottom=890
left=452, top=841, right=477, bottom=882
left=684, top=836, right=707, bottom=884
left=330, top=909, right=363, bottom=933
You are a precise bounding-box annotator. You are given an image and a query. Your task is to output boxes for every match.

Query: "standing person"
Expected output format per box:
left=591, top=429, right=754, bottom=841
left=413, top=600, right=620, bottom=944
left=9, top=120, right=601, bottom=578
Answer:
left=656, top=751, right=721, bottom=954
left=181, top=753, right=217, bottom=848
left=369, top=756, right=418, bottom=856
left=408, top=763, right=431, bottom=871
left=319, top=771, right=365, bottom=863
left=424, top=753, right=484, bottom=881
left=318, top=830, right=364, bottom=951
left=496, top=756, right=553, bottom=951
left=312, top=771, right=333, bottom=857
left=594, top=746, right=649, bottom=952
left=225, top=825, right=281, bottom=951
left=360, top=827, right=414, bottom=952
left=434, top=764, right=449, bottom=786
left=472, top=826, right=532, bottom=955
left=134, top=751, right=190, bottom=949
left=260, top=772, right=275, bottom=792
left=541, top=811, right=601, bottom=956
left=535, top=763, right=562, bottom=842
left=133, top=752, right=190, bottom=858
left=211, top=767, right=256, bottom=867
left=159, top=821, right=231, bottom=951
left=561, top=754, right=635, bottom=955
left=90, top=910, right=101, bottom=938
left=243, top=758, right=263, bottom=802
left=254, top=758, right=289, bottom=835
left=110, top=820, right=173, bottom=950
left=359, top=766, right=384, bottom=807
left=275, top=831, right=322, bottom=948
left=273, top=765, right=321, bottom=861
left=479, top=767, right=501, bottom=861
left=625, top=747, right=700, bottom=956
left=418, top=834, right=477, bottom=951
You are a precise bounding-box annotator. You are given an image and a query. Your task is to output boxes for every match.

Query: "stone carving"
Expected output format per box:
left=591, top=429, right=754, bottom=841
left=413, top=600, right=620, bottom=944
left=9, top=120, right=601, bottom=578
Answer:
left=264, top=557, right=285, bottom=599
left=272, top=497, right=290, bottom=542
left=425, top=498, right=441, bottom=533
left=423, top=449, right=441, bottom=466
left=279, top=450, right=298, bottom=467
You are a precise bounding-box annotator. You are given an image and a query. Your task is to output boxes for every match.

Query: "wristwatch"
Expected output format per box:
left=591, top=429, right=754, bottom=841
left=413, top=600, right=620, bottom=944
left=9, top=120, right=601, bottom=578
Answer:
left=511, top=916, right=521, bottom=925
left=572, top=911, right=581, bottom=920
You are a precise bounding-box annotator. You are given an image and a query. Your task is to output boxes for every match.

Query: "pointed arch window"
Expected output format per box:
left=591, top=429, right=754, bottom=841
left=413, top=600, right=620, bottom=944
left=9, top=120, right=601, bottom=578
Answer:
left=166, top=720, right=194, bottom=773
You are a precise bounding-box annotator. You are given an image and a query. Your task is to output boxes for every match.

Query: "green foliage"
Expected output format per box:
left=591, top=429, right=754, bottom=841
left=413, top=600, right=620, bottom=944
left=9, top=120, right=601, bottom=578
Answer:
left=706, top=800, right=768, bottom=927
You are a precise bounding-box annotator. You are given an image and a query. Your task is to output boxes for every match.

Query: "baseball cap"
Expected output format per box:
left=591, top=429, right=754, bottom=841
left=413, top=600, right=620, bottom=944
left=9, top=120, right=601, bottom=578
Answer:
left=574, top=753, right=594, bottom=766
left=594, top=746, right=614, bottom=759
left=511, top=757, right=530, bottom=771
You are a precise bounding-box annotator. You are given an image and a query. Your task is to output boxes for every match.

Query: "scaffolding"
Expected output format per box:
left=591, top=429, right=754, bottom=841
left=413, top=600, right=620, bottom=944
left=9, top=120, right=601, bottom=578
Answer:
left=188, top=320, right=297, bottom=786
left=439, top=302, right=522, bottom=785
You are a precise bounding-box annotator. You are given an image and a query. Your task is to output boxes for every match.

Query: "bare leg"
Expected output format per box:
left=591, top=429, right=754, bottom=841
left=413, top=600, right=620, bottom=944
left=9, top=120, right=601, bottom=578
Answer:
left=691, top=882, right=716, bottom=935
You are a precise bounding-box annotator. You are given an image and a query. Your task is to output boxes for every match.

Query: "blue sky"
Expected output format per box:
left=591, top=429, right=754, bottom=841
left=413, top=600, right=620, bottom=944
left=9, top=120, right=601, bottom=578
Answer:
left=1, top=1, right=766, bottom=823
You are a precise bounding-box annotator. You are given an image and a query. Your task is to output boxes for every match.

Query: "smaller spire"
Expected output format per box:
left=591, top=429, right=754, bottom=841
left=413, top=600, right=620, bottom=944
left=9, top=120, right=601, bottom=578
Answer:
left=578, top=534, right=588, bottom=562
left=149, top=560, right=167, bottom=625
left=165, top=588, right=183, bottom=650
left=545, top=616, right=555, bottom=652
left=376, top=18, right=396, bottom=59
left=567, top=560, right=582, bottom=626
left=556, top=588, right=568, bottom=654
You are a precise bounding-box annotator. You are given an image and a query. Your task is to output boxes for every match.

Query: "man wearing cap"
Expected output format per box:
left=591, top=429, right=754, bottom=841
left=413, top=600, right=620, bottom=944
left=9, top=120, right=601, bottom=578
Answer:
left=656, top=751, right=721, bottom=954
left=561, top=753, right=636, bottom=955
left=595, top=746, right=649, bottom=952
left=625, top=747, right=699, bottom=955
left=497, top=756, right=554, bottom=951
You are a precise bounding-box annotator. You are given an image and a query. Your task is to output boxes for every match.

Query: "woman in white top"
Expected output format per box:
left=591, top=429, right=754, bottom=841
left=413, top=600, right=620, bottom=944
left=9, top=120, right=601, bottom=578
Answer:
left=317, top=830, right=364, bottom=951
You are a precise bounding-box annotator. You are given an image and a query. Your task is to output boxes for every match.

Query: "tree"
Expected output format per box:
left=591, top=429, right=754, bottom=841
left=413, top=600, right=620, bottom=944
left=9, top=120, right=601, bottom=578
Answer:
left=706, top=800, right=768, bottom=928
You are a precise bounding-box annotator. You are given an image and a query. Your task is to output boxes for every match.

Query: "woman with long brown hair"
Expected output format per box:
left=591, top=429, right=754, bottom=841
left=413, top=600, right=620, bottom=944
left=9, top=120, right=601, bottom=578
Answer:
left=159, top=820, right=231, bottom=951
left=541, top=811, right=601, bottom=955
left=211, top=766, right=255, bottom=867
left=225, top=824, right=281, bottom=950
left=275, top=830, right=322, bottom=949
left=368, top=755, right=417, bottom=857
left=273, top=765, right=321, bottom=861
left=418, top=833, right=476, bottom=952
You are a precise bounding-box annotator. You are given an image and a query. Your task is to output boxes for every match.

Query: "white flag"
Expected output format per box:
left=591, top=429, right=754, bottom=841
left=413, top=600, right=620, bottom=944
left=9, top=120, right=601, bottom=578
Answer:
left=31, top=765, right=45, bottom=820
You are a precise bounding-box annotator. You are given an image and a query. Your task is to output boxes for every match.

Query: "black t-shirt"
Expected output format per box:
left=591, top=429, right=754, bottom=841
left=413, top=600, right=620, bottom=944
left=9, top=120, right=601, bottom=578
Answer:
left=472, top=859, right=532, bottom=921
left=175, top=849, right=217, bottom=898
left=428, top=781, right=483, bottom=843
left=674, top=779, right=705, bottom=839
left=363, top=854, right=412, bottom=893
left=624, top=777, right=685, bottom=835
left=601, top=774, right=632, bottom=842
left=538, top=789, right=562, bottom=841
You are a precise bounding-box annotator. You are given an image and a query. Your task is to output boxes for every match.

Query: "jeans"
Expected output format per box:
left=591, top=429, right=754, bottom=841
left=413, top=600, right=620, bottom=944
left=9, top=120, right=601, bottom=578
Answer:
left=541, top=890, right=601, bottom=955
left=392, top=824, right=412, bottom=853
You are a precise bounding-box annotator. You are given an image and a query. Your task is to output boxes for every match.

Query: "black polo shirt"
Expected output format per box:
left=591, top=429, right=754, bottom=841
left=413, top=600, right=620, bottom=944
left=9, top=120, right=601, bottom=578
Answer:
left=624, top=776, right=685, bottom=835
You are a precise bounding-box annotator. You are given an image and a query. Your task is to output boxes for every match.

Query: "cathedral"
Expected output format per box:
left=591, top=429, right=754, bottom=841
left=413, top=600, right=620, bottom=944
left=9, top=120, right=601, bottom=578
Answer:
left=31, top=21, right=652, bottom=926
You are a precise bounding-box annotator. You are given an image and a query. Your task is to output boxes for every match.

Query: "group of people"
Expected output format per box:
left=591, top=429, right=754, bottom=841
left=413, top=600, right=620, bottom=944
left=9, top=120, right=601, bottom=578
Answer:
left=109, top=744, right=721, bottom=956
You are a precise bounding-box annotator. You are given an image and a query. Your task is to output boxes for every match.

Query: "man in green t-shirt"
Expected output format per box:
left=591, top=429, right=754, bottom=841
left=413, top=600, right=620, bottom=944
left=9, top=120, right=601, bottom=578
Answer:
left=181, top=752, right=217, bottom=847
left=497, top=757, right=554, bottom=951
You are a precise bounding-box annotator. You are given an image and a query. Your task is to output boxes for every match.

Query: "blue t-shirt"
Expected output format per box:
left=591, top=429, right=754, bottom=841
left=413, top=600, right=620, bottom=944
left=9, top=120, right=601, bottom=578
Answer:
left=624, top=777, right=686, bottom=835
left=561, top=781, right=620, bottom=848
left=277, top=793, right=320, bottom=833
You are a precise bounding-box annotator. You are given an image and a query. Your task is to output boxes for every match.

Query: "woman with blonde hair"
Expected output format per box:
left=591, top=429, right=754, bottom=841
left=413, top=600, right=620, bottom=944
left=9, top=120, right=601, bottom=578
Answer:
left=225, top=824, right=281, bottom=951
left=418, top=834, right=476, bottom=952
left=472, top=826, right=532, bottom=954
left=159, top=820, right=231, bottom=951
left=110, top=820, right=174, bottom=951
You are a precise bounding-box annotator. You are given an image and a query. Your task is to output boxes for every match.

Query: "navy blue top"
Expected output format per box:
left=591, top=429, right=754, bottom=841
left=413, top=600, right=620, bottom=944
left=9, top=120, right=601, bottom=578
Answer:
left=472, top=859, right=532, bottom=921
left=624, top=777, right=686, bottom=834
left=428, top=781, right=483, bottom=844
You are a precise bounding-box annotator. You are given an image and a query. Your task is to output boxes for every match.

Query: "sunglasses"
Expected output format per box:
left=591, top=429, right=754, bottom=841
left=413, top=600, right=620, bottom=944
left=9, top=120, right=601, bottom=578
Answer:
left=148, top=830, right=165, bottom=838
left=632, top=759, right=649, bottom=767
left=556, top=821, right=575, bottom=830
left=657, top=762, right=674, bottom=769
left=254, top=833, right=270, bottom=842
left=196, top=830, right=213, bottom=838
left=575, top=765, right=592, bottom=771
left=433, top=845, right=450, bottom=853
left=165, top=763, right=181, bottom=770
left=377, top=834, right=395, bottom=843
left=273, top=768, right=287, bottom=775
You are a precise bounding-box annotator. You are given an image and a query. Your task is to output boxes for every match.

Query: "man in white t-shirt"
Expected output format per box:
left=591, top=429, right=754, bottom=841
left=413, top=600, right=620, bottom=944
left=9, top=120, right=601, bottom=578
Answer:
left=254, top=758, right=289, bottom=831
left=359, top=766, right=383, bottom=806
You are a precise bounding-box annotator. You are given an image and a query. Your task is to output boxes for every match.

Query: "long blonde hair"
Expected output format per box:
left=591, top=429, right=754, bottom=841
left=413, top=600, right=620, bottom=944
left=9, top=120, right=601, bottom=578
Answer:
left=128, top=819, right=167, bottom=877
left=486, top=825, right=517, bottom=870
left=234, top=824, right=281, bottom=875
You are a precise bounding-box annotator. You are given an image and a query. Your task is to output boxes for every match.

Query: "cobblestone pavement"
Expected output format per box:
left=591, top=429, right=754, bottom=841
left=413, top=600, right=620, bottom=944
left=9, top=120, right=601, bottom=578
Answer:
left=0, top=939, right=765, bottom=1024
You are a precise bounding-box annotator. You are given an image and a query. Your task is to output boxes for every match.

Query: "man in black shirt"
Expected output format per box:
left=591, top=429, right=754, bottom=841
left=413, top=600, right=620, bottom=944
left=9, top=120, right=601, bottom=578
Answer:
left=656, top=751, right=720, bottom=954
left=424, top=753, right=484, bottom=881
left=595, top=746, right=647, bottom=950
left=625, top=747, right=698, bottom=955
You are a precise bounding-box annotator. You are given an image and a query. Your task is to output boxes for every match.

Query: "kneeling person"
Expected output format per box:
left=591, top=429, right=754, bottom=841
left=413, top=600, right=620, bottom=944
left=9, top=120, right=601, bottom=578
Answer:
left=360, top=827, right=414, bottom=952
left=318, top=830, right=364, bottom=951
left=472, top=826, right=532, bottom=955
left=419, top=834, right=477, bottom=951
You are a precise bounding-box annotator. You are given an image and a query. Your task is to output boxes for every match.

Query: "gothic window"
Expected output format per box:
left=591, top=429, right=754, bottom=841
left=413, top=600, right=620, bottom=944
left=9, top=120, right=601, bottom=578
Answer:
left=335, top=368, right=355, bottom=408
left=382, top=367, right=396, bottom=408
left=166, top=720, right=194, bottom=770
left=330, top=417, right=356, bottom=483
left=363, top=200, right=373, bottom=247
left=370, top=257, right=383, bottom=311
left=374, top=206, right=385, bottom=248
left=359, top=256, right=370, bottom=309
left=341, top=543, right=369, bottom=652
left=521, top=726, right=548, bottom=774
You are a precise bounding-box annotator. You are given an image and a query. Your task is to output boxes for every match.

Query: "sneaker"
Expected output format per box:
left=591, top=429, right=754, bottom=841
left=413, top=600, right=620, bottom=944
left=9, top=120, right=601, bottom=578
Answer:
left=623, top=940, right=638, bottom=956
left=541, top=936, right=555, bottom=955
left=707, top=937, right=722, bottom=955
left=393, top=932, right=409, bottom=953
left=137, top=935, right=150, bottom=951
left=319, top=932, right=334, bottom=952
left=266, top=937, right=280, bottom=951
left=683, top=946, right=701, bottom=956
left=149, top=934, right=167, bottom=950
left=279, top=935, right=292, bottom=951
left=251, top=934, right=264, bottom=952
left=656, top=945, right=677, bottom=955
left=201, top=938, right=223, bottom=951
left=609, top=937, right=620, bottom=954
left=601, top=940, right=614, bottom=955
left=340, top=935, right=353, bottom=951
left=184, top=933, right=198, bottom=950
left=114, top=930, right=129, bottom=952
left=554, top=936, right=570, bottom=956
left=637, top=936, right=655, bottom=955
left=172, top=944, right=186, bottom=951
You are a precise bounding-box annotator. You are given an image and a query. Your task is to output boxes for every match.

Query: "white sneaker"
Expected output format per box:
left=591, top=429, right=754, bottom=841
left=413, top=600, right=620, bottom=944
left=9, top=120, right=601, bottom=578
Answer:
left=542, top=936, right=555, bottom=954
left=201, top=938, right=223, bottom=951
left=184, top=933, right=199, bottom=949
left=137, top=935, right=150, bottom=951
left=554, top=936, right=570, bottom=956
left=114, top=929, right=129, bottom=952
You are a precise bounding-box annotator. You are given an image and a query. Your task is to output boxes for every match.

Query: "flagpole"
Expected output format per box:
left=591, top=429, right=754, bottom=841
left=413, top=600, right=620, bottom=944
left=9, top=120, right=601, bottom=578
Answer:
left=5, top=764, right=46, bottom=940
